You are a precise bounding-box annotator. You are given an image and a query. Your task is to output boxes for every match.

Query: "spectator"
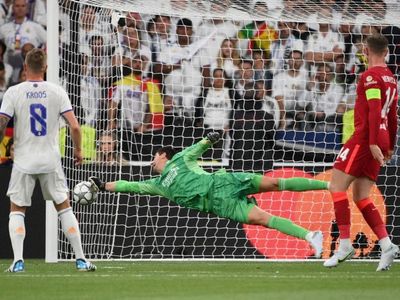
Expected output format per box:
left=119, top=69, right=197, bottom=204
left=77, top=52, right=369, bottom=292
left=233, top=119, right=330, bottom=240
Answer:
left=0, top=0, right=12, bottom=25
left=202, top=69, right=231, bottom=130
left=252, top=48, right=272, bottom=85
left=163, top=18, right=203, bottom=121
left=79, top=54, right=101, bottom=127
left=8, top=41, right=33, bottom=84
left=308, top=63, right=345, bottom=132
left=15, top=65, right=25, bottom=83
left=255, top=80, right=280, bottom=129
left=112, top=26, right=151, bottom=75
left=87, top=35, right=113, bottom=89
left=272, top=44, right=309, bottom=129
left=232, top=59, right=255, bottom=112
left=0, top=0, right=46, bottom=79
left=237, top=18, right=276, bottom=58
left=200, top=68, right=232, bottom=160
left=196, top=15, right=239, bottom=67
left=30, top=0, right=46, bottom=28
left=79, top=5, right=98, bottom=53
left=231, top=82, right=275, bottom=173
left=252, top=0, right=270, bottom=17
left=270, top=21, right=302, bottom=75
left=149, top=14, right=172, bottom=81
left=125, top=11, right=145, bottom=32
left=0, top=136, right=13, bottom=165
left=212, top=38, right=240, bottom=81
left=78, top=5, right=114, bottom=54
left=0, top=61, right=9, bottom=102
left=304, top=7, right=344, bottom=67
left=291, top=22, right=315, bottom=44
left=338, top=22, right=363, bottom=84
left=109, top=54, right=163, bottom=161
left=95, top=131, right=128, bottom=165
left=360, top=24, right=379, bottom=39
left=0, top=39, right=12, bottom=85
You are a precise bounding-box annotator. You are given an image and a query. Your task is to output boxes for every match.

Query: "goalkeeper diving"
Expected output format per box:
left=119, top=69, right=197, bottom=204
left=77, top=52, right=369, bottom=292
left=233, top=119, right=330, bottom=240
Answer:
left=90, top=132, right=328, bottom=257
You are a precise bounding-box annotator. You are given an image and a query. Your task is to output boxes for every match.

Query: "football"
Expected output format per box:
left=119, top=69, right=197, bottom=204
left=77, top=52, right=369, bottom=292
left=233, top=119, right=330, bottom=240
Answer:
left=73, top=181, right=97, bottom=205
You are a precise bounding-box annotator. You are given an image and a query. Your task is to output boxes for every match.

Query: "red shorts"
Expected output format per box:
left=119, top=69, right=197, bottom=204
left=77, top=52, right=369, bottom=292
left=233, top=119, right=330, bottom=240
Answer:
left=333, top=137, right=382, bottom=181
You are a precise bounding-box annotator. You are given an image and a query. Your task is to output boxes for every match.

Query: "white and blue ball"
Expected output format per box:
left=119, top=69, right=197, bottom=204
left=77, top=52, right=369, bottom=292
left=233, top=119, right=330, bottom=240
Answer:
left=73, top=181, right=97, bottom=205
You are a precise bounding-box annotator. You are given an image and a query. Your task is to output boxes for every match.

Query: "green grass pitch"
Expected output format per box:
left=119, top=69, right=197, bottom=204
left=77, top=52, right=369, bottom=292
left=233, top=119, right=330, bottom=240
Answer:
left=0, top=260, right=399, bottom=300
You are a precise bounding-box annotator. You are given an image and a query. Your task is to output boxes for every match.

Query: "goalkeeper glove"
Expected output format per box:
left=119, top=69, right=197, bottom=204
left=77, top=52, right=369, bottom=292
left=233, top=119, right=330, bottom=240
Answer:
left=89, top=177, right=105, bottom=192
left=206, top=132, right=220, bottom=144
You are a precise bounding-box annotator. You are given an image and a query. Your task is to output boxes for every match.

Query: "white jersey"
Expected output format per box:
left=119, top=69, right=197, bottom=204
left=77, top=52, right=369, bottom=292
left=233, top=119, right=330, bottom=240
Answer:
left=272, top=68, right=309, bottom=111
left=0, top=81, right=72, bottom=174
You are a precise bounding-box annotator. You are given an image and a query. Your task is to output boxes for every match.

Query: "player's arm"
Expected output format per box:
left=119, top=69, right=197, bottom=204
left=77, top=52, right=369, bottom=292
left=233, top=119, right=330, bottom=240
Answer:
left=387, top=91, right=398, bottom=155
left=0, top=114, right=11, bottom=143
left=181, top=132, right=220, bottom=161
left=90, top=177, right=164, bottom=196
left=62, top=110, right=83, bottom=165
left=0, top=89, right=14, bottom=143
left=365, top=80, right=385, bottom=165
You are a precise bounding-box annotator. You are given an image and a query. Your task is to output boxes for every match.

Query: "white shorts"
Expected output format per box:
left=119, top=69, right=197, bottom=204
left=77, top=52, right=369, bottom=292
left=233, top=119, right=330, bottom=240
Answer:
left=7, top=165, right=69, bottom=207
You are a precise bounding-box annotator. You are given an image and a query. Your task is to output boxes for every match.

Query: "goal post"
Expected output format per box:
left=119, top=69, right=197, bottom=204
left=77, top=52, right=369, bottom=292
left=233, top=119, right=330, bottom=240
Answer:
left=48, top=0, right=400, bottom=261
left=45, top=0, right=60, bottom=263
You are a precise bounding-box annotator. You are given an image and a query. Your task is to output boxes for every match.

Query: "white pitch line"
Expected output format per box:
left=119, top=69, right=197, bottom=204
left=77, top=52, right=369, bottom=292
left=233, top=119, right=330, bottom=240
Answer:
left=2, top=273, right=396, bottom=279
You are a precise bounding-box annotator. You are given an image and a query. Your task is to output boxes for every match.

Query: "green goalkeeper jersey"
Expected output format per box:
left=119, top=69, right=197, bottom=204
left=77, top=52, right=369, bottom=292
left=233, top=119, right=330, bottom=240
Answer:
left=116, top=138, right=217, bottom=212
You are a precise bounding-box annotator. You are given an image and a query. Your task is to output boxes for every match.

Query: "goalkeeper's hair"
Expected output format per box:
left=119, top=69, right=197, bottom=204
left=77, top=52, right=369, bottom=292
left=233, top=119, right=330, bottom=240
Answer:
left=366, top=34, right=388, bottom=55
left=156, top=146, right=177, bottom=160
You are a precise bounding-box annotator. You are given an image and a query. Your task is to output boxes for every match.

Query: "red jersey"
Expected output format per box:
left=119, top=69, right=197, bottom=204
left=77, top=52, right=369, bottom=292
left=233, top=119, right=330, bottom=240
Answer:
left=353, top=66, right=398, bottom=150
left=334, top=65, right=398, bottom=180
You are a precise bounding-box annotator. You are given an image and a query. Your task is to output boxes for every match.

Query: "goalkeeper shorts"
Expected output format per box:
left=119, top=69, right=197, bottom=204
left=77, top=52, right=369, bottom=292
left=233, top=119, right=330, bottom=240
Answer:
left=209, top=171, right=262, bottom=223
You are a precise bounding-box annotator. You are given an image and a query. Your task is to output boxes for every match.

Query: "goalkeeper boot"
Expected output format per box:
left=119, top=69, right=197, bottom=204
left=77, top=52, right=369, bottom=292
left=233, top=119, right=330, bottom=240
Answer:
left=307, top=231, right=323, bottom=258
left=376, top=244, right=399, bottom=271
left=323, top=245, right=355, bottom=268
left=89, top=177, right=105, bottom=192
left=76, top=259, right=97, bottom=272
left=5, top=260, right=24, bottom=273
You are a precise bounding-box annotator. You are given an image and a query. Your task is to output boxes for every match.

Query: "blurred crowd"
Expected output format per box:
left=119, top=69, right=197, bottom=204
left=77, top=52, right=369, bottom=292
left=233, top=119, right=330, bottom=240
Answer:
left=0, top=0, right=400, bottom=167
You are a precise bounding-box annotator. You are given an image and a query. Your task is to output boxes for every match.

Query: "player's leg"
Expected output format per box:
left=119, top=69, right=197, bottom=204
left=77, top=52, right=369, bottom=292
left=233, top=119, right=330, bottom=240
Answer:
left=247, top=206, right=323, bottom=258
left=257, top=176, right=328, bottom=193
left=324, top=168, right=355, bottom=268
left=7, top=202, right=27, bottom=273
left=53, top=200, right=94, bottom=271
left=39, top=169, right=96, bottom=271
left=5, top=169, right=36, bottom=272
left=352, top=177, right=399, bottom=271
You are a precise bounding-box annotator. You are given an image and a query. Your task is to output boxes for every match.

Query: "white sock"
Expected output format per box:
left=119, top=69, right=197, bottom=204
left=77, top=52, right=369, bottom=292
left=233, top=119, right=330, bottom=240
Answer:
left=339, top=238, right=352, bottom=251
left=9, top=212, right=26, bottom=263
left=305, top=231, right=314, bottom=242
left=58, top=207, right=85, bottom=260
left=379, top=237, right=392, bottom=252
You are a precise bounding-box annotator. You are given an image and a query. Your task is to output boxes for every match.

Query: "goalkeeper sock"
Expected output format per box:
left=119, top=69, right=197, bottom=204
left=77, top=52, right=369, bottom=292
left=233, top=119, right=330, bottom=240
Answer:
left=9, top=212, right=26, bottom=262
left=267, top=215, right=308, bottom=240
left=58, top=207, right=85, bottom=260
left=356, top=198, right=388, bottom=241
left=278, top=178, right=328, bottom=191
left=331, top=191, right=351, bottom=239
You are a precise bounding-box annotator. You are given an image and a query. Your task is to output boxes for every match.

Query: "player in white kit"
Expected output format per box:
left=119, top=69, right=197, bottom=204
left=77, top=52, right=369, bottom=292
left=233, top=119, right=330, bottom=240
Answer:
left=0, top=48, right=96, bottom=272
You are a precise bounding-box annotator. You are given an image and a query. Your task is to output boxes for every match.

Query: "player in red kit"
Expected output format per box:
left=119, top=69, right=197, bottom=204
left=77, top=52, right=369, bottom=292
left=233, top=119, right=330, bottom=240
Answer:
left=324, top=34, right=399, bottom=271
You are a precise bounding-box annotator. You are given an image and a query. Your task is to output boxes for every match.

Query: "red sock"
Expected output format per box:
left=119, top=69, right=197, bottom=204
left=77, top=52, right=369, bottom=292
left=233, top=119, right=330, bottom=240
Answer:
left=356, top=198, right=388, bottom=240
left=331, top=192, right=351, bottom=239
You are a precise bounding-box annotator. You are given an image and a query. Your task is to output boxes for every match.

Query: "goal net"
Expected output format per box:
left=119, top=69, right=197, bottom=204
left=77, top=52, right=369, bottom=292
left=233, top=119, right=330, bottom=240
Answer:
left=53, top=0, right=400, bottom=260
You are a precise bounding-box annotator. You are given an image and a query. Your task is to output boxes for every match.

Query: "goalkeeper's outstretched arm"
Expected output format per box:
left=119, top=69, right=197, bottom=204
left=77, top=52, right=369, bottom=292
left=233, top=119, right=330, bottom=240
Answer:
left=181, top=131, right=221, bottom=161
left=90, top=177, right=164, bottom=196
